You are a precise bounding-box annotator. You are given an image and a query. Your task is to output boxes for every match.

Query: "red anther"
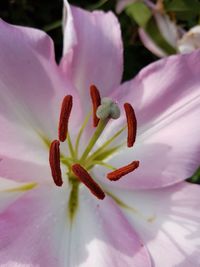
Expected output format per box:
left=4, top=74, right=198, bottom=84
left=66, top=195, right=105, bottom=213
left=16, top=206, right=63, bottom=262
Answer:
left=49, top=140, right=63, bottom=186
left=90, top=85, right=101, bottom=127
left=58, top=95, right=73, bottom=142
left=107, top=161, right=139, bottom=181
left=72, top=164, right=105, bottom=200
left=124, top=103, right=137, bottom=147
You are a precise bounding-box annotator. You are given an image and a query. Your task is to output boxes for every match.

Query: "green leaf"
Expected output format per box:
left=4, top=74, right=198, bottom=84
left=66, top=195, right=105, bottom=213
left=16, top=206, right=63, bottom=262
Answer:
left=164, top=0, right=200, bottom=13
left=43, top=20, right=61, bottom=32
left=188, top=168, right=200, bottom=184
left=125, top=1, right=152, bottom=27
left=87, top=0, right=108, bottom=10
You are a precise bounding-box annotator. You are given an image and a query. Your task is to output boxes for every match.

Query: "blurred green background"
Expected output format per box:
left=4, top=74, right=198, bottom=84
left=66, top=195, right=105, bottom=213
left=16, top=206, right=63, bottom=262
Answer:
left=0, top=0, right=199, bottom=183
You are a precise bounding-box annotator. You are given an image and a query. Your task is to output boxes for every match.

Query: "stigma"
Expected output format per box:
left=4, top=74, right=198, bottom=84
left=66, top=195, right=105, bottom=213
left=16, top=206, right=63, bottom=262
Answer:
left=49, top=85, right=139, bottom=200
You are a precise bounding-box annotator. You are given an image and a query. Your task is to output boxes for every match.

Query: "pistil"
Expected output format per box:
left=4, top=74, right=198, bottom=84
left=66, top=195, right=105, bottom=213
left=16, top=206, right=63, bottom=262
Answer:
left=80, top=118, right=108, bottom=162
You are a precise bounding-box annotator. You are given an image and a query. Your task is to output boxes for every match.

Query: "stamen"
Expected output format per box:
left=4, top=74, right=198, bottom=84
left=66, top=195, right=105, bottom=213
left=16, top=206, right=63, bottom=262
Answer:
left=49, top=140, right=63, bottom=186
left=58, top=95, right=73, bottom=142
left=124, top=103, right=137, bottom=147
left=72, top=164, right=105, bottom=200
left=90, top=85, right=101, bottom=127
left=107, top=161, right=139, bottom=181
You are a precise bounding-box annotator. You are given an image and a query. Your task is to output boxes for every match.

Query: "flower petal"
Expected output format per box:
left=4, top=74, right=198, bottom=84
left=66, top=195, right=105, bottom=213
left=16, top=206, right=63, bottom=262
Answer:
left=113, top=50, right=200, bottom=128
left=61, top=1, right=123, bottom=106
left=0, top=176, right=37, bottom=212
left=0, top=156, right=52, bottom=183
left=154, top=13, right=178, bottom=48
left=0, top=115, right=49, bottom=164
left=0, top=184, right=70, bottom=267
left=106, top=182, right=200, bottom=267
left=0, top=19, right=69, bottom=135
left=0, top=181, right=151, bottom=267
left=139, top=28, right=167, bottom=57
left=68, top=186, right=151, bottom=267
left=0, top=19, right=83, bottom=161
left=178, top=25, right=200, bottom=54
left=139, top=13, right=178, bottom=58
left=100, top=51, right=200, bottom=188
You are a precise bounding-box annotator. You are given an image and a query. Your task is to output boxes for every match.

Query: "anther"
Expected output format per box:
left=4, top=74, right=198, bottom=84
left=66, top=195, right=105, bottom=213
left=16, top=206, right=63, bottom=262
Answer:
left=124, top=103, right=137, bottom=147
left=72, top=164, right=105, bottom=200
left=49, top=140, right=63, bottom=186
left=58, top=95, right=73, bottom=142
left=107, top=161, right=139, bottom=181
left=90, top=85, right=101, bottom=127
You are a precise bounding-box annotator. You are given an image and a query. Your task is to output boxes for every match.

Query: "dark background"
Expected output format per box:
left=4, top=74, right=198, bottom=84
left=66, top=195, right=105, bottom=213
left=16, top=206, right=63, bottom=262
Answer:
left=0, top=0, right=157, bottom=81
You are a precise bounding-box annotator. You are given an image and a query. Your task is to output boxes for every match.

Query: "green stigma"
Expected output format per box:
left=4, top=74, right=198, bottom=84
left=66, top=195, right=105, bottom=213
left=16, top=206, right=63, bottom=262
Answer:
left=96, top=97, right=121, bottom=120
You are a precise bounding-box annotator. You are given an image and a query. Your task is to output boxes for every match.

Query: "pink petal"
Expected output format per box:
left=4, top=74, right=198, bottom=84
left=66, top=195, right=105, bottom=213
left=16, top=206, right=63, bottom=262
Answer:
left=107, top=182, right=200, bottom=267
left=0, top=19, right=66, bottom=134
left=0, top=19, right=82, bottom=162
left=0, top=182, right=151, bottom=267
left=0, top=115, right=49, bottom=164
left=0, top=156, right=51, bottom=184
left=139, top=13, right=178, bottom=58
left=0, top=177, right=36, bottom=212
left=154, top=13, right=178, bottom=48
left=68, top=186, right=151, bottom=267
left=0, top=184, right=70, bottom=267
left=113, top=49, right=200, bottom=127
left=99, top=50, right=200, bottom=189
left=139, top=28, right=167, bottom=57
left=61, top=1, right=123, bottom=107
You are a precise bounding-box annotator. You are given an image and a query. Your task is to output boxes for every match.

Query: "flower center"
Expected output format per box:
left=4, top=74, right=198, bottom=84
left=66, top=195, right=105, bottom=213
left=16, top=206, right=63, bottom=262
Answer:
left=49, top=85, right=139, bottom=217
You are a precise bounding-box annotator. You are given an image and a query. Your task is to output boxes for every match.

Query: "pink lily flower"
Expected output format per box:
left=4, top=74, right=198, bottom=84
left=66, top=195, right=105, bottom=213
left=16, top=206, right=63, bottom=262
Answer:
left=0, top=1, right=200, bottom=266
left=139, top=17, right=200, bottom=57
left=117, top=0, right=200, bottom=57
left=117, top=0, right=179, bottom=57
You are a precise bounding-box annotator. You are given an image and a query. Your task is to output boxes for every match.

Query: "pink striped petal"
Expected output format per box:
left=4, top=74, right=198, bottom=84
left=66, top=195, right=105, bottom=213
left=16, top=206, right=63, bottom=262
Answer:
left=0, top=184, right=70, bottom=267
left=107, top=182, right=200, bottom=267
left=0, top=19, right=82, bottom=162
left=0, top=156, right=51, bottom=184
left=67, top=186, right=152, bottom=267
